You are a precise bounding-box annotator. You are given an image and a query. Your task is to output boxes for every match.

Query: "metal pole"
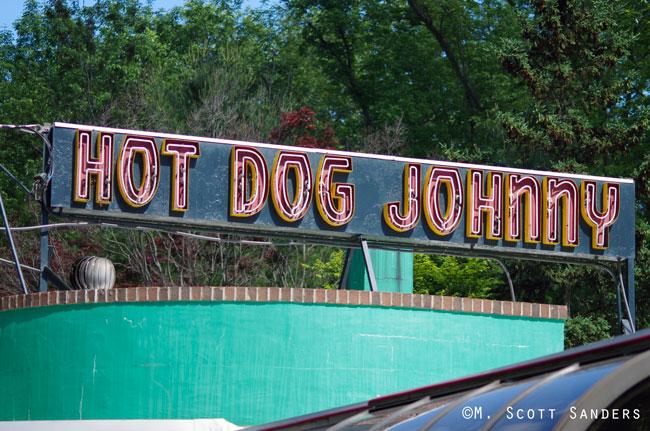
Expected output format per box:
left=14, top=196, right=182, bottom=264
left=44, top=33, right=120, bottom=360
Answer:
left=618, top=263, right=635, bottom=333
left=39, top=208, right=48, bottom=292
left=591, top=263, right=634, bottom=334
left=616, top=275, right=623, bottom=335
left=0, top=191, right=28, bottom=294
left=625, top=258, right=635, bottom=327
left=360, top=238, right=378, bottom=292
left=39, top=131, right=50, bottom=292
left=337, top=248, right=353, bottom=290
left=0, top=162, right=32, bottom=196
left=493, top=258, right=516, bottom=302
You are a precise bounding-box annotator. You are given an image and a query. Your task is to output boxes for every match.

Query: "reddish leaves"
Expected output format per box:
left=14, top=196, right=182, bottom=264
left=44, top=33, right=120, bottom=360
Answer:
left=269, top=107, right=339, bottom=149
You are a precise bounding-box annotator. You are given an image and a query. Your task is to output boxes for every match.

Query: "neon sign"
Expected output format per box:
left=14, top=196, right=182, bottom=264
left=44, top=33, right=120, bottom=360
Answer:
left=505, top=174, right=541, bottom=243
left=317, top=155, right=355, bottom=227
left=230, top=147, right=269, bottom=217
left=383, top=164, right=420, bottom=232
left=49, top=123, right=635, bottom=263
left=423, top=167, right=464, bottom=236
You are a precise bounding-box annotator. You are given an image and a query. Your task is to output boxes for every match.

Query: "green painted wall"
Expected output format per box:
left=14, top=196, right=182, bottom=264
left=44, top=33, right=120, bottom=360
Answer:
left=347, top=249, right=413, bottom=292
left=0, top=301, right=563, bottom=425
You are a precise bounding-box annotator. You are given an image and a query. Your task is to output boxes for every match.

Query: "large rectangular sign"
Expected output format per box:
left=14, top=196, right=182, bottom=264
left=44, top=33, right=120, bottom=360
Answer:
left=48, top=123, right=635, bottom=263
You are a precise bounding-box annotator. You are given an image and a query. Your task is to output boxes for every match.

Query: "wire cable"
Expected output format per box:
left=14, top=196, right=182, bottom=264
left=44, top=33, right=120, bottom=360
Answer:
left=0, top=123, right=54, bottom=214
left=0, top=221, right=294, bottom=247
left=0, top=257, right=39, bottom=273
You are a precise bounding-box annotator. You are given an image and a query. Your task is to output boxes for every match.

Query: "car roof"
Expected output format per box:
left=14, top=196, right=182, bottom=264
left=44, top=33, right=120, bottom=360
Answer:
left=246, top=328, right=650, bottom=431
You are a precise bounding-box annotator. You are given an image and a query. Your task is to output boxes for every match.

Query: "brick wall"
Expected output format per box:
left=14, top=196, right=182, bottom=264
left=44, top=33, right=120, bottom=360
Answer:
left=0, top=287, right=567, bottom=319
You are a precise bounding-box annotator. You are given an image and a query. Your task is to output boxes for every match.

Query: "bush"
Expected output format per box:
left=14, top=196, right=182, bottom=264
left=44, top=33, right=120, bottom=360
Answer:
left=564, top=315, right=612, bottom=349
left=413, top=254, right=504, bottom=298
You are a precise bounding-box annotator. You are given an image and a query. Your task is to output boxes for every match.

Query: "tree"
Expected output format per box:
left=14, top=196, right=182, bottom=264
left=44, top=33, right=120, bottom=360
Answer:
left=0, top=0, right=289, bottom=291
left=0, top=0, right=647, bottom=339
left=269, top=107, right=338, bottom=148
left=490, top=0, right=650, bottom=342
left=406, top=0, right=486, bottom=112
left=493, top=0, right=647, bottom=172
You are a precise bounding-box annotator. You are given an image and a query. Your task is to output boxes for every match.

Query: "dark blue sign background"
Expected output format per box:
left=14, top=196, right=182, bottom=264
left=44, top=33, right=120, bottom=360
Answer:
left=48, top=123, right=635, bottom=263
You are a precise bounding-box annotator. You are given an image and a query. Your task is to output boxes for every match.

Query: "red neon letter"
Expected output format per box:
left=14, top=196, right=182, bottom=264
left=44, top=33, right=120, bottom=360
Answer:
left=271, top=151, right=313, bottom=222
left=543, top=177, right=579, bottom=246
left=466, top=170, right=503, bottom=239
left=384, top=164, right=421, bottom=232
left=423, top=166, right=463, bottom=235
left=74, top=130, right=113, bottom=204
left=581, top=181, right=620, bottom=249
left=505, top=174, right=541, bottom=242
left=316, top=155, right=354, bottom=226
left=230, top=147, right=269, bottom=217
left=162, top=140, right=200, bottom=212
left=117, top=136, right=160, bottom=207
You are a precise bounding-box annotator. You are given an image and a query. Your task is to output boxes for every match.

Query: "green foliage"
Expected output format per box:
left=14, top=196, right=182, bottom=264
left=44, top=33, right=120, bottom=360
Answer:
left=0, top=0, right=286, bottom=291
left=413, top=254, right=504, bottom=298
left=632, top=219, right=650, bottom=331
left=0, top=0, right=647, bottom=337
left=564, top=315, right=612, bottom=349
left=0, top=0, right=164, bottom=218
left=488, top=0, right=650, bottom=334
left=281, top=0, right=522, bottom=158
left=493, top=0, right=648, bottom=171
left=302, top=249, right=344, bottom=289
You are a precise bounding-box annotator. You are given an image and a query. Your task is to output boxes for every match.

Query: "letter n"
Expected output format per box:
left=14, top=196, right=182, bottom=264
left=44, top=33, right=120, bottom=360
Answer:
left=543, top=178, right=579, bottom=247
left=466, top=170, right=503, bottom=239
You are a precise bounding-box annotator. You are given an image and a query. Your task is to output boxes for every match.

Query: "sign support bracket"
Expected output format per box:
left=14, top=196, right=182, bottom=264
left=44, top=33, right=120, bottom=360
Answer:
left=593, top=262, right=635, bottom=334
left=0, top=190, right=28, bottom=294
left=338, top=249, right=353, bottom=290
left=619, top=260, right=635, bottom=333
left=39, top=209, right=49, bottom=292
left=337, top=238, right=379, bottom=292
left=492, top=258, right=516, bottom=303
left=360, top=238, right=379, bottom=292
left=39, top=134, right=51, bottom=293
left=626, top=258, right=635, bottom=326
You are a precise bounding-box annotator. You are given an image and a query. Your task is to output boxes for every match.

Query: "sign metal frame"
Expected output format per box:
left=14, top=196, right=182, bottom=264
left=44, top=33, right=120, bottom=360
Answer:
left=42, top=122, right=637, bottom=326
left=47, top=122, right=635, bottom=266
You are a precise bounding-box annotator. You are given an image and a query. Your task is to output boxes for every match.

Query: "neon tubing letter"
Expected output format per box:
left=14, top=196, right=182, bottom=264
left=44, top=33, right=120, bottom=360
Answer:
left=271, top=151, right=313, bottom=222
left=466, top=170, right=503, bottom=239
left=230, top=147, right=269, bottom=217
left=74, top=130, right=113, bottom=204
left=117, top=136, right=160, bottom=207
left=162, top=140, right=200, bottom=212
left=316, top=155, right=354, bottom=226
left=581, top=181, right=620, bottom=250
left=505, top=174, right=541, bottom=242
left=543, top=177, right=579, bottom=246
left=423, top=166, right=463, bottom=235
left=383, top=164, right=421, bottom=232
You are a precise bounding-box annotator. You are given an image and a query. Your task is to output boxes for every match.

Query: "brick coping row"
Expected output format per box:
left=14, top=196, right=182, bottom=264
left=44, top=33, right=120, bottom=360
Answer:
left=0, top=286, right=567, bottom=320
